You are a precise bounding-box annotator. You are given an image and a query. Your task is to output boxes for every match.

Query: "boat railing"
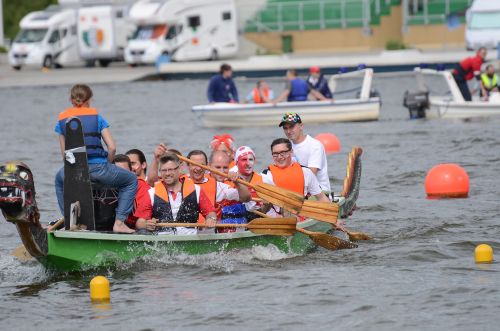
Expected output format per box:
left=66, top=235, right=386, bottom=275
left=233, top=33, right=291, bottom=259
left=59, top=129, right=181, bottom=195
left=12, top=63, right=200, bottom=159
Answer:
left=414, top=67, right=465, bottom=103
left=328, top=68, right=374, bottom=101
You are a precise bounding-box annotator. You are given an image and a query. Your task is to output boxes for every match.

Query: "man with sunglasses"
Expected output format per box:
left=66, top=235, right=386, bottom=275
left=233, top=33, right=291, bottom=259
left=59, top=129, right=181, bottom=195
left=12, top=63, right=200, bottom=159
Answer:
left=262, top=138, right=330, bottom=203
left=278, top=112, right=331, bottom=197
left=142, top=152, right=217, bottom=235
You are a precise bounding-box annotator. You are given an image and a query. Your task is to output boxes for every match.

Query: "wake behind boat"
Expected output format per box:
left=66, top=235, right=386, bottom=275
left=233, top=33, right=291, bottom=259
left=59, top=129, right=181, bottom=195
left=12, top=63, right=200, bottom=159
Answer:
left=192, top=69, right=381, bottom=128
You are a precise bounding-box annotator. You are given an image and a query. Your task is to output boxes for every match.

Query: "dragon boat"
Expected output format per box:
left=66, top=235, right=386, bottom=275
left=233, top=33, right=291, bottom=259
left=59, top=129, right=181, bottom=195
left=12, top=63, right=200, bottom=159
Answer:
left=0, top=148, right=362, bottom=273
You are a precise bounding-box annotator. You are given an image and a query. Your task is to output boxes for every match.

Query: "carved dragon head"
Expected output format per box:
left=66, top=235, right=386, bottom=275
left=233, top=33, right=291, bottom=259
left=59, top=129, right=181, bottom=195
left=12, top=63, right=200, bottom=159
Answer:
left=0, top=161, right=39, bottom=225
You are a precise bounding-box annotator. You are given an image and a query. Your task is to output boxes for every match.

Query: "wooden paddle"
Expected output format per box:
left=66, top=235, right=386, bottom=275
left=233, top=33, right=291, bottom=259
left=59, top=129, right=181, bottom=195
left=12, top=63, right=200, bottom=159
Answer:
left=249, top=210, right=357, bottom=250
left=177, top=155, right=304, bottom=213
left=156, top=217, right=297, bottom=236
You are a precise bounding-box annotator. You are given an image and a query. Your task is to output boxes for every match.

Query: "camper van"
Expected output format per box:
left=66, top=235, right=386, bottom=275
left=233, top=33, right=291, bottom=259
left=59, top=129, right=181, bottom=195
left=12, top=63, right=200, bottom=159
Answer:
left=78, top=4, right=136, bottom=67
left=125, top=0, right=238, bottom=65
left=465, top=0, right=500, bottom=50
left=8, top=6, right=80, bottom=70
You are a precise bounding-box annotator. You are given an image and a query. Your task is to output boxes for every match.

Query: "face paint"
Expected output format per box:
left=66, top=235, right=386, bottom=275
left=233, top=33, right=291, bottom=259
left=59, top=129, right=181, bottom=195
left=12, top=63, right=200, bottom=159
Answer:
left=237, top=154, right=255, bottom=176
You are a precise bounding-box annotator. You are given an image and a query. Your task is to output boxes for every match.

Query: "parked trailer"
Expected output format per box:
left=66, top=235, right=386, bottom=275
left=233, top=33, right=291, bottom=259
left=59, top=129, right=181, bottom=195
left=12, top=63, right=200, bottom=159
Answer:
left=78, top=4, right=136, bottom=67
left=125, top=0, right=238, bottom=65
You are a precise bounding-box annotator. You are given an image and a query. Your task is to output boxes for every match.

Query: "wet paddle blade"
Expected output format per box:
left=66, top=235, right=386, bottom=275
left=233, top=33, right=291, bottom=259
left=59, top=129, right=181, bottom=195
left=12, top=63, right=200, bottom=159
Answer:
left=309, top=232, right=358, bottom=250
left=347, top=231, right=372, bottom=241
left=10, top=245, right=32, bottom=262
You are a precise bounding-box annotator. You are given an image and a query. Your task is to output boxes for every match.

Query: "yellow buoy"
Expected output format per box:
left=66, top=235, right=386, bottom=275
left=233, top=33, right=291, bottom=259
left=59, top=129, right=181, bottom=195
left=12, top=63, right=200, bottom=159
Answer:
left=475, top=244, right=494, bottom=264
left=90, top=276, right=110, bottom=302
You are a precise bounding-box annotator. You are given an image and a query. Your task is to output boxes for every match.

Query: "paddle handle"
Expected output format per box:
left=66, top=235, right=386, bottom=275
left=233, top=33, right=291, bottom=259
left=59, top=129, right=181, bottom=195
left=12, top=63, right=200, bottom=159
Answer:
left=250, top=210, right=268, bottom=218
left=177, top=155, right=256, bottom=189
left=156, top=222, right=248, bottom=228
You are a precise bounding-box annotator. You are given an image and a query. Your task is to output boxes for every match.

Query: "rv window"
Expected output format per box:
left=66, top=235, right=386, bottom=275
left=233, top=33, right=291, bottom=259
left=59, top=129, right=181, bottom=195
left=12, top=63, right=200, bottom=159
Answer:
left=61, top=28, right=68, bottom=38
left=188, top=16, right=201, bottom=29
left=71, top=25, right=77, bottom=35
left=14, top=28, right=48, bottom=43
left=116, top=10, right=123, bottom=18
left=469, top=11, right=500, bottom=30
left=222, top=12, right=231, bottom=21
left=165, top=25, right=184, bottom=40
left=48, top=30, right=60, bottom=44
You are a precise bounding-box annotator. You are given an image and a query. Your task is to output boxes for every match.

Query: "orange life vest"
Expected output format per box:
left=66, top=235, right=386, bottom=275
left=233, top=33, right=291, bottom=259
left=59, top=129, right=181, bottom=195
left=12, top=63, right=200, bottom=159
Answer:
left=248, top=172, right=263, bottom=198
left=196, top=175, right=217, bottom=223
left=268, top=162, right=304, bottom=195
left=252, top=87, right=270, bottom=103
left=152, top=178, right=198, bottom=223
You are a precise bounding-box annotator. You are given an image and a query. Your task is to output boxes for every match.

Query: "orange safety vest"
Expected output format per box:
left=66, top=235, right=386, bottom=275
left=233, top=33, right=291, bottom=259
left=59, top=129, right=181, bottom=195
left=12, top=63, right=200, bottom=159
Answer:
left=153, top=178, right=198, bottom=223
left=252, top=87, right=270, bottom=103
left=196, top=175, right=217, bottom=223
left=248, top=172, right=263, bottom=198
left=268, top=162, right=304, bottom=195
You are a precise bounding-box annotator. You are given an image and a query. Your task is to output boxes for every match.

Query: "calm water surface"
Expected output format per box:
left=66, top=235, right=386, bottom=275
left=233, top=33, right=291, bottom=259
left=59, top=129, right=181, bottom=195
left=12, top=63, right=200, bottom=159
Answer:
left=0, top=75, right=499, bottom=330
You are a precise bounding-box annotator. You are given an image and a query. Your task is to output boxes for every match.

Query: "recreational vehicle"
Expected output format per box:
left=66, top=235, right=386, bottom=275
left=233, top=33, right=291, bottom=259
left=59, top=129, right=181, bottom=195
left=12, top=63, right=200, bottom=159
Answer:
left=125, top=0, right=238, bottom=65
left=465, top=0, right=500, bottom=50
left=8, top=6, right=80, bottom=70
left=78, top=4, right=136, bottom=67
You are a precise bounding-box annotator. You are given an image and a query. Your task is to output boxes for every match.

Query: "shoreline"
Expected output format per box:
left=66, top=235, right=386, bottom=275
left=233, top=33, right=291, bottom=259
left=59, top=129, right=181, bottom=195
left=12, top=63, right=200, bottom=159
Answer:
left=0, top=48, right=497, bottom=88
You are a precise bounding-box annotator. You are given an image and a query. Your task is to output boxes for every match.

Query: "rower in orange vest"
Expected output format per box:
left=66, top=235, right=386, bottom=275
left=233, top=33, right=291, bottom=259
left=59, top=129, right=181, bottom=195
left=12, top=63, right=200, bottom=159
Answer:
left=262, top=138, right=330, bottom=202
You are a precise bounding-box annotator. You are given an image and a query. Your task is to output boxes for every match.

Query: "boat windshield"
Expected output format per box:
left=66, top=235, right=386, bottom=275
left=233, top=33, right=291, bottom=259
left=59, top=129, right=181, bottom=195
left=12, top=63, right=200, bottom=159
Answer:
left=131, top=25, right=167, bottom=40
left=14, top=28, right=48, bottom=43
left=469, top=11, right=500, bottom=30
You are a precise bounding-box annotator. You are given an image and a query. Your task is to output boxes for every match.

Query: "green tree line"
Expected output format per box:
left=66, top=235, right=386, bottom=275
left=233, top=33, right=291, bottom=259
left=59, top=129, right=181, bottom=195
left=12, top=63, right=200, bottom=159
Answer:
left=3, top=0, right=57, bottom=41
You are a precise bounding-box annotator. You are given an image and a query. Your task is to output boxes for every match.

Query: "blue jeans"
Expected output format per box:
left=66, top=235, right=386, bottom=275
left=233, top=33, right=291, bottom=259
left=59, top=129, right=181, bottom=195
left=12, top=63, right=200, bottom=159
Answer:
left=55, top=162, right=137, bottom=221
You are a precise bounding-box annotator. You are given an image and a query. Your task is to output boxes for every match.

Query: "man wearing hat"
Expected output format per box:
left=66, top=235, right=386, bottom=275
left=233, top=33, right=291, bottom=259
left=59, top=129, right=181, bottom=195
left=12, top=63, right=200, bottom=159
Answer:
left=307, top=66, right=332, bottom=100
left=278, top=112, right=331, bottom=197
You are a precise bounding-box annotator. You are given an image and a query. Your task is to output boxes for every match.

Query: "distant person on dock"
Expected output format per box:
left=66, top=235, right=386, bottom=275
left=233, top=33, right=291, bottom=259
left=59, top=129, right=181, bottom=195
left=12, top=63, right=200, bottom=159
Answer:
left=207, top=63, right=239, bottom=103
left=307, top=66, right=333, bottom=100
left=278, top=112, right=331, bottom=196
left=273, top=69, right=326, bottom=103
left=261, top=138, right=330, bottom=203
left=54, top=84, right=137, bottom=233
left=452, top=47, right=487, bottom=101
left=479, top=64, right=499, bottom=100
left=144, top=152, right=218, bottom=235
left=245, top=80, right=274, bottom=103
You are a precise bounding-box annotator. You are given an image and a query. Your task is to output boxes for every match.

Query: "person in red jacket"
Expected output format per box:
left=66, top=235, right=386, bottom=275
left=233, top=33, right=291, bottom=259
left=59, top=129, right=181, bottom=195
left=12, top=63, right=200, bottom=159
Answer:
left=452, top=47, right=487, bottom=101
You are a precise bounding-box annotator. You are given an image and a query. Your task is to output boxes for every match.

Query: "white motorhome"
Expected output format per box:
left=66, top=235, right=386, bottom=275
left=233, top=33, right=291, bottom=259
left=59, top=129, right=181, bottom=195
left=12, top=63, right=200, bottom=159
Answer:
left=125, top=0, right=238, bottom=65
left=78, top=4, right=136, bottom=67
left=8, top=6, right=80, bottom=70
left=465, top=0, right=500, bottom=50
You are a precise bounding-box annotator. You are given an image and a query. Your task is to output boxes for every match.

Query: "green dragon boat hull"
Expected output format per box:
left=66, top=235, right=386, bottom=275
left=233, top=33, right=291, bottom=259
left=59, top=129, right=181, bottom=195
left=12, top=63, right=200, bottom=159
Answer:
left=41, top=219, right=332, bottom=272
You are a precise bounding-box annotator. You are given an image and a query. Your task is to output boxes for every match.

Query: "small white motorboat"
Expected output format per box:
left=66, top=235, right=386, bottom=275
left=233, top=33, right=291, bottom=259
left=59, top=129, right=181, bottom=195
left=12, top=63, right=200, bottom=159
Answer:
left=192, top=69, right=381, bottom=128
left=404, top=68, right=500, bottom=119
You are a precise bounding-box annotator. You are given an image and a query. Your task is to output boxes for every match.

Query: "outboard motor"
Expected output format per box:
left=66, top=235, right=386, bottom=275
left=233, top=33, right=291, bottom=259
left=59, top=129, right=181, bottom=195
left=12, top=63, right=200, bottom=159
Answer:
left=403, top=90, right=429, bottom=119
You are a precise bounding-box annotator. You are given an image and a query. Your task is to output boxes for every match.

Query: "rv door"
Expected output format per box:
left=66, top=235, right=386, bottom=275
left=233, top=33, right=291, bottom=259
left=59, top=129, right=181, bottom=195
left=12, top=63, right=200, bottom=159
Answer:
left=47, top=29, right=61, bottom=65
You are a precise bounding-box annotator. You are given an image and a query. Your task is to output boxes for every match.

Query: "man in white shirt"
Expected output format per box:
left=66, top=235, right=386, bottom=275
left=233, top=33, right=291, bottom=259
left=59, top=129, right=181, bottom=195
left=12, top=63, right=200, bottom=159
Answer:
left=278, top=112, right=331, bottom=195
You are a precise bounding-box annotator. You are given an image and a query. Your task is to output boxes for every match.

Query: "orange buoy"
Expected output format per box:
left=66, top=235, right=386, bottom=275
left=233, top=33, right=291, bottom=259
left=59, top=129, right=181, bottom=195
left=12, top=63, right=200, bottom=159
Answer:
left=425, top=163, right=469, bottom=198
left=315, top=133, right=340, bottom=154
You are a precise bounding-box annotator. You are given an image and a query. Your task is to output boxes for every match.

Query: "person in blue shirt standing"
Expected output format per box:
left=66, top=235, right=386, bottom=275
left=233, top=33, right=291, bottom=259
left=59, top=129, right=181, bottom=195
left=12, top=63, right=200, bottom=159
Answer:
left=307, top=66, right=333, bottom=100
left=207, top=63, right=239, bottom=103
left=274, top=69, right=326, bottom=103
